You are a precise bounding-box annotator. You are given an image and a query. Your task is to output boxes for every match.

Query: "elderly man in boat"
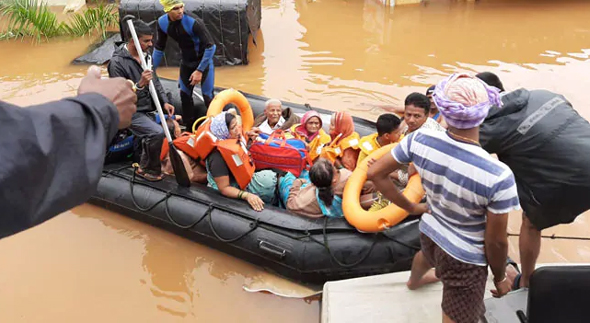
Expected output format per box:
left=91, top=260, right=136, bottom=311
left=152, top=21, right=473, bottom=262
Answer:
left=250, top=98, right=301, bottom=135
left=368, top=73, right=519, bottom=323
left=477, top=72, right=590, bottom=290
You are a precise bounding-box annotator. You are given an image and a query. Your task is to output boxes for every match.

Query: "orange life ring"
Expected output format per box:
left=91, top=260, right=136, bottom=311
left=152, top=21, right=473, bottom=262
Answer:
left=206, top=89, right=254, bottom=132
left=343, top=143, right=425, bottom=232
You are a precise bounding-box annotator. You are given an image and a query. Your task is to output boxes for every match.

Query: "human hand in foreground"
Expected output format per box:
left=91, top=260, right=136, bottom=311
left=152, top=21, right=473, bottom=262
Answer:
left=78, top=65, right=137, bottom=129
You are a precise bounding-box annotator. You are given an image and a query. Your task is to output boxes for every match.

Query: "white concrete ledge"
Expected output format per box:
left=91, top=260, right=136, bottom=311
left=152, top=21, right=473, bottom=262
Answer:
left=321, top=263, right=590, bottom=323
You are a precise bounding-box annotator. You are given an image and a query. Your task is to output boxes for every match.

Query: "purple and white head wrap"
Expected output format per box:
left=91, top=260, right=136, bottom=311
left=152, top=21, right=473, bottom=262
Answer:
left=210, top=112, right=231, bottom=140
left=433, top=73, right=502, bottom=129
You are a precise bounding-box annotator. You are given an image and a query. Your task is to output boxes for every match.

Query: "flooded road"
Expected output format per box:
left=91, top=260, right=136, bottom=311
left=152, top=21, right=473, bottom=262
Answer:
left=0, top=205, right=319, bottom=322
left=1, top=0, right=590, bottom=321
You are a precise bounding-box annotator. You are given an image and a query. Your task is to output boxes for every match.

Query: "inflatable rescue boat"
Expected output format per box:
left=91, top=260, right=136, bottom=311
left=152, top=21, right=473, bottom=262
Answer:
left=89, top=79, right=421, bottom=284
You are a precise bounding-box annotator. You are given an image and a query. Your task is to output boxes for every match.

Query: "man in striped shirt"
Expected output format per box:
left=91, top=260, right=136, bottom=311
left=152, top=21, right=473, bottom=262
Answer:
left=368, top=73, right=520, bottom=323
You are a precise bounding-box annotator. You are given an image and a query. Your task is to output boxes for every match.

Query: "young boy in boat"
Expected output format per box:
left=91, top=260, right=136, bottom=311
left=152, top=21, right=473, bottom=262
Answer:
left=153, top=0, right=217, bottom=131
left=368, top=73, right=519, bottom=323
left=357, top=113, right=403, bottom=164
left=108, top=19, right=175, bottom=182
left=477, top=72, right=590, bottom=290
left=356, top=113, right=403, bottom=211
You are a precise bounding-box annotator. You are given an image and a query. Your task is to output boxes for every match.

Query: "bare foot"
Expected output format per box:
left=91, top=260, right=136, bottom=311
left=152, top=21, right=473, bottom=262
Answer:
left=406, top=268, right=440, bottom=290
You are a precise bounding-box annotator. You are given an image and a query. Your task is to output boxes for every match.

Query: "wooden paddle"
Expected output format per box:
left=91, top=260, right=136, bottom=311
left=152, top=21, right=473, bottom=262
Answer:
left=123, top=15, right=191, bottom=187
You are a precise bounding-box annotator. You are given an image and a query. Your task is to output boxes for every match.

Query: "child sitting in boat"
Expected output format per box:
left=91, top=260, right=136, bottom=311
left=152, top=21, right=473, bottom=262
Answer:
left=280, top=158, right=374, bottom=218
left=205, top=110, right=277, bottom=211
left=357, top=113, right=404, bottom=164
left=289, top=110, right=331, bottom=161
left=320, top=111, right=361, bottom=171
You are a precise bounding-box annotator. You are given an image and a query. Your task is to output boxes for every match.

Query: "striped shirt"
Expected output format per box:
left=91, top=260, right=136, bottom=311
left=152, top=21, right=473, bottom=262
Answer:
left=392, top=129, right=520, bottom=266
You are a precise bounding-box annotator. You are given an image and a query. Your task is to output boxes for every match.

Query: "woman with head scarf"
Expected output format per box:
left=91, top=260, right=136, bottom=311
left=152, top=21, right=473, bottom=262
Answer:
left=290, top=110, right=331, bottom=161
left=320, top=111, right=361, bottom=171
left=205, top=110, right=277, bottom=211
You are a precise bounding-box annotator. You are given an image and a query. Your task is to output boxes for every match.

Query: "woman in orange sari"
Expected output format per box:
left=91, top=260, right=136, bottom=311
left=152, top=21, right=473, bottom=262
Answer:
left=321, top=111, right=360, bottom=171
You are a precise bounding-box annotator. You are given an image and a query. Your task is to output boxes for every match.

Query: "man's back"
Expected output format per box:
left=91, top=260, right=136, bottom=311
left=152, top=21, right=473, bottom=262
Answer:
left=481, top=89, right=590, bottom=190
left=393, top=129, right=519, bottom=265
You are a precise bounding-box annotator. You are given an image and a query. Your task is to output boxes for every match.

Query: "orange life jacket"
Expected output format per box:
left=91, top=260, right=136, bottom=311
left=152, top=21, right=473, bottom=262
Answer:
left=320, top=132, right=361, bottom=164
left=160, top=132, right=199, bottom=161
left=161, top=118, right=256, bottom=190
left=289, top=124, right=331, bottom=161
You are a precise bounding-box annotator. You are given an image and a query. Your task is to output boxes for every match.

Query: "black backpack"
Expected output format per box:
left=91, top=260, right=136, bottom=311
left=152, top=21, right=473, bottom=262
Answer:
left=105, top=129, right=136, bottom=164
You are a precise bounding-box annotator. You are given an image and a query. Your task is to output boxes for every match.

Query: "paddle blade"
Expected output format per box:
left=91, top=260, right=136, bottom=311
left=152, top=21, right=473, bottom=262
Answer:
left=168, top=142, right=191, bottom=187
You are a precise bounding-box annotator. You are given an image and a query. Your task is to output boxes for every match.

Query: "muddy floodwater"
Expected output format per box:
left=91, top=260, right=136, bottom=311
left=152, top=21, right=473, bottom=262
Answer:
left=1, top=0, right=590, bottom=321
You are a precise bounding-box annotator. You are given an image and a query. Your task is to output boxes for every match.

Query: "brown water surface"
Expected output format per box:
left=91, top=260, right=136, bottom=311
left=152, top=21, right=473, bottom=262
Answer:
left=2, top=0, right=590, bottom=321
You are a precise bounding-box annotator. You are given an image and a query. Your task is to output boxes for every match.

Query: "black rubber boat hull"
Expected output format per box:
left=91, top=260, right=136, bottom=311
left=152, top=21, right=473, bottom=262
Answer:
left=89, top=79, right=421, bottom=284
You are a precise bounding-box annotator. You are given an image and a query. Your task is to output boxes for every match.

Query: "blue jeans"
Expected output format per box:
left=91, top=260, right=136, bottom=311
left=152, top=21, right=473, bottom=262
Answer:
left=129, top=113, right=165, bottom=175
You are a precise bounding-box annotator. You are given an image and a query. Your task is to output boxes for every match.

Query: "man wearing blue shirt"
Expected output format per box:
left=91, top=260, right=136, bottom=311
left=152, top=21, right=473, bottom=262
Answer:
left=369, top=74, right=518, bottom=323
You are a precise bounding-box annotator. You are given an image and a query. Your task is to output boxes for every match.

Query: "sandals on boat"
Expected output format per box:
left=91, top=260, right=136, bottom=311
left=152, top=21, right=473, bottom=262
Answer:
left=507, top=257, right=520, bottom=273
left=506, top=257, right=522, bottom=291
left=512, top=273, right=523, bottom=290
left=135, top=168, right=164, bottom=182
left=506, top=257, right=523, bottom=290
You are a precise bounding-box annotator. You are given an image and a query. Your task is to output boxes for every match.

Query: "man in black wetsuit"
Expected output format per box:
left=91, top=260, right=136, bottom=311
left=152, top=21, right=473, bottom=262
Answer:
left=153, top=0, right=216, bottom=131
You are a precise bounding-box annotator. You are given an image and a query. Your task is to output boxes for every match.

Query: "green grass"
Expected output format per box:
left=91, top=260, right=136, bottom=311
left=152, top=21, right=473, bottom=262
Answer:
left=0, top=0, right=118, bottom=42
left=64, top=4, right=119, bottom=39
